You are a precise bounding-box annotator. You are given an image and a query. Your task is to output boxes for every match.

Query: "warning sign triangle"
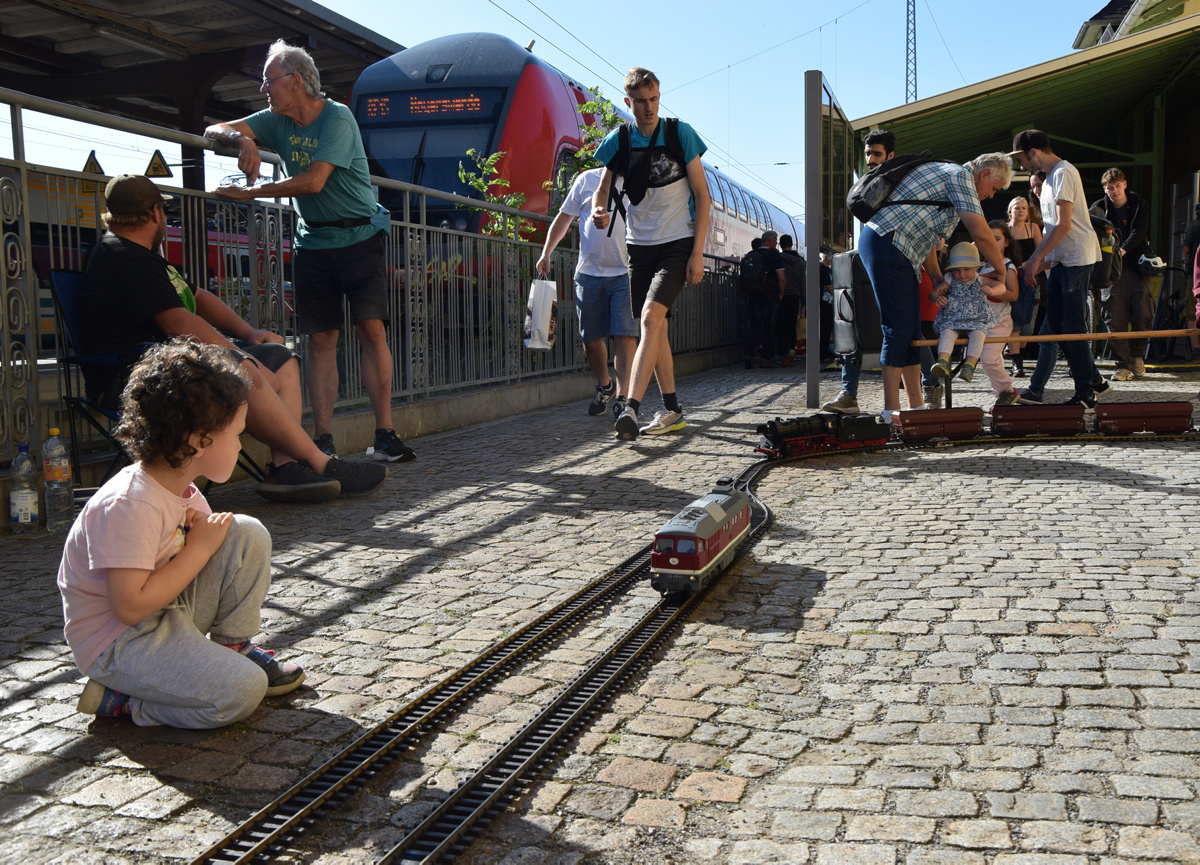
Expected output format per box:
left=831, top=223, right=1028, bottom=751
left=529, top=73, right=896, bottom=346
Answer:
left=82, top=150, right=104, bottom=175
left=145, top=150, right=173, bottom=178
left=81, top=150, right=104, bottom=192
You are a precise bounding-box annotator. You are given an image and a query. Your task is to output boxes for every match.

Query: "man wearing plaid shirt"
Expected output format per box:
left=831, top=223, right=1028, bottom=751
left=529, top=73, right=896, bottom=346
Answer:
left=860, top=152, right=1011, bottom=421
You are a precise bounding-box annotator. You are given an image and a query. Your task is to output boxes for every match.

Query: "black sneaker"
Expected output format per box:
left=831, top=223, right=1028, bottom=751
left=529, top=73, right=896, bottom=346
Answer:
left=323, top=457, right=388, bottom=496
left=1063, top=392, right=1097, bottom=412
left=1092, top=377, right=1113, bottom=401
left=234, top=642, right=305, bottom=697
left=1016, top=389, right=1044, bottom=405
left=588, top=383, right=616, bottom=417
left=611, top=397, right=626, bottom=422
left=313, top=433, right=337, bottom=456
left=256, top=460, right=341, bottom=503
left=368, top=428, right=415, bottom=462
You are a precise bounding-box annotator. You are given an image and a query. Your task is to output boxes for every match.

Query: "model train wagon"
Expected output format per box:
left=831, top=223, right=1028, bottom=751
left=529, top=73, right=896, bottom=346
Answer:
left=650, top=478, right=752, bottom=599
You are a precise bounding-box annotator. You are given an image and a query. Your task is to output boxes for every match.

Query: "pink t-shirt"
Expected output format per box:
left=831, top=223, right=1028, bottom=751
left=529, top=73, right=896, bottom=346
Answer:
left=57, top=463, right=210, bottom=674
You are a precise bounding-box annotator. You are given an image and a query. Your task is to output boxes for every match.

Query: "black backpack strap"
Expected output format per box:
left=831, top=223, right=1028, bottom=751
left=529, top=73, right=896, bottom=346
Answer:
left=664, top=117, right=685, bottom=166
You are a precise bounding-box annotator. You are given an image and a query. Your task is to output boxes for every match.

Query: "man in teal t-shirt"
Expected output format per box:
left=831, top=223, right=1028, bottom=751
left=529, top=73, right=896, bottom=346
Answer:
left=207, top=40, right=413, bottom=464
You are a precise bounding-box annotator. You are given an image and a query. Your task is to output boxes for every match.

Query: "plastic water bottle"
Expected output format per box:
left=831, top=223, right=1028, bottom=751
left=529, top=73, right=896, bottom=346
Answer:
left=42, top=429, right=74, bottom=534
left=9, top=443, right=38, bottom=534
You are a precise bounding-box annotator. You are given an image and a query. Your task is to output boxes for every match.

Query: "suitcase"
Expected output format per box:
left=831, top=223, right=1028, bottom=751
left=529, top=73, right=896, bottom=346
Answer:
left=1095, top=402, right=1194, bottom=435
left=991, top=404, right=1086, bottom=437
left=831, top=250, right=881, bottom=355
left=896, top=407, right=984, bottom=442
left=838, top=413, right=892, bottom=443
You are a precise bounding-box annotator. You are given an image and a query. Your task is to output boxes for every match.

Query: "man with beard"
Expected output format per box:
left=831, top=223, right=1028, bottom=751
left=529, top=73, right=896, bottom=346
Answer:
left=78, top=174, right=387, bottom=502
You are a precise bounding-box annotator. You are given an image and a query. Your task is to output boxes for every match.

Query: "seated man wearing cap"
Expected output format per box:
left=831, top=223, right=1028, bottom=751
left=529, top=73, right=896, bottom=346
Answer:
left=77, top=174, right=387, bottom=502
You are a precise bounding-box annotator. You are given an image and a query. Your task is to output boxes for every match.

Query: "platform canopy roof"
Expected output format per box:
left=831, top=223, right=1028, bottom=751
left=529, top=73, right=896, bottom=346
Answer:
left=0, top=0, right=403, bottom=130
left=852, top=14, right=1200, bottom=167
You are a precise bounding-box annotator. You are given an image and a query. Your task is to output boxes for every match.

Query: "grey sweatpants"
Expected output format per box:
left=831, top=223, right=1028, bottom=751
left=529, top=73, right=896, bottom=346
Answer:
left=85, top=515, right=272, bottom=728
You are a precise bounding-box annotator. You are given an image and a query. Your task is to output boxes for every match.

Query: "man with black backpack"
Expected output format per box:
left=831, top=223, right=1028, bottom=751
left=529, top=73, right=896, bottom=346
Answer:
left=1090, top=168, right=1151, bottom=380
left=776, top=234, right=805, bottom=366
left=591, top=67, right=711, bottom=441
left=740, top=231, right=786, bottom=368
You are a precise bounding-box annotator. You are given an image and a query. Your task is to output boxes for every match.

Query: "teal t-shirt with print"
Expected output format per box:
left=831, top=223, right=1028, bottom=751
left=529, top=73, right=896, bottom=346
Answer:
left=245, top=101, right=390, bottom=249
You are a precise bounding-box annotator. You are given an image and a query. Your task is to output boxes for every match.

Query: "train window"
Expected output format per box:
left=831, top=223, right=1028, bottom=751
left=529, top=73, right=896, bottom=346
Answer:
left=734, top=188, right=750, bottom=223
left=549, top=148, right=578, bottom=213
left=719, top=178, right=737, bottom=217
left=656, top=537, right=674, bottom=552
left=705, top=170, right=725, bottom=212
left=676, top=539, right=697, bottom=554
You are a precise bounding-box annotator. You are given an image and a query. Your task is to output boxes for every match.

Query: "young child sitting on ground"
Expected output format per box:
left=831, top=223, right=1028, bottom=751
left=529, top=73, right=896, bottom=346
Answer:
left=58, top=338, right=304, bottom=727
left=930, top=241, right=1008, bottom=383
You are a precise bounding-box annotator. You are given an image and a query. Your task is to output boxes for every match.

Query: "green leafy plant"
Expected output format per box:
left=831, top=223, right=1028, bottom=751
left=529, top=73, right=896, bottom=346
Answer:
left=457, top=148, right=536, bottom=241
left=542, top=86, right=623, bottom=216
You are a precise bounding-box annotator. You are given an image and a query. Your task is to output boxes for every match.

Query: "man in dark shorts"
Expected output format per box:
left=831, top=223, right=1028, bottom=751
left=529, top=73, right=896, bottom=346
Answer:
left=79, top=174, right=387, bottom=502
left=206, top=39, right=413, bottom=463
left=591, top=67, right=712, bottom=441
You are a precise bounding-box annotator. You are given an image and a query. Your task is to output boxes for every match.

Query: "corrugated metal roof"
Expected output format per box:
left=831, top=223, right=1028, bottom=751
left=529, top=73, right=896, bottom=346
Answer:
left=853, top=14, right=1200, bottom=164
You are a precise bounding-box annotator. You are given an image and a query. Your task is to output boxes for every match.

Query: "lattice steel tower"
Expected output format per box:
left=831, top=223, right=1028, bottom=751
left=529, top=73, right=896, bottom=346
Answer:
left=906, top=0, right=917, bottom=103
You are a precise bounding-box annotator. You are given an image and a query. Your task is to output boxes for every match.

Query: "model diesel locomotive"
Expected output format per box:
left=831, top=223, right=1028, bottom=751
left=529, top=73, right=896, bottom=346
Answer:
left=650, top=478, right=752, bottom=599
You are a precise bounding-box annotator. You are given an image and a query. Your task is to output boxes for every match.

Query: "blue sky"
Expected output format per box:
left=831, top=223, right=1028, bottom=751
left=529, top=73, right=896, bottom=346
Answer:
left=5, top=0, right=1106, bottom=218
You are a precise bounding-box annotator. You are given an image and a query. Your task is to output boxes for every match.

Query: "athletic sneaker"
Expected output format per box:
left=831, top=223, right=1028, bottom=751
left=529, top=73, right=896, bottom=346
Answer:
left=1133, top=358, right=1146, bottom=377
left=821, top=390, right=860, bottom=414
left=931, top=358, right=952, bottom=378
left=993, top=390, right=1020, bottom=408
left=367, top=428, right=416, bottom=462
left=324, top=457, right=388, bottom=496
left=611, top=397, right=626, bottom=422
left=313, top=433, right=337, bottom=456
left=1017, top=389, right=1044, bottom=405
left=1093, top=377, right=1113, bottom=400
left=76, top=679, right=129, bottom=717
left=588, top=383, right=616, bottom=416
left=614, top=406, right=640, bottom=441
left=640, top=409, right=686, bottom=435
left=922, top=384, right=944, bottom=410
left=232, top=642, right=306, bottom=697
left=1113, top=368, right=1134, bottom=382
left=256, top=460, right=341, bottom=504
left=958, top=361, right=977, bottom=383
left=1063, top=392, right=1098, bottom=412
left=780, top=349, right=796, bottom=367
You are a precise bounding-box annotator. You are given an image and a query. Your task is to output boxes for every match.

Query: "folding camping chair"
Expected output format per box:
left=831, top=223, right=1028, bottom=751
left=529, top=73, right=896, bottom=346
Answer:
left=48, top=269, right=267, bottom=498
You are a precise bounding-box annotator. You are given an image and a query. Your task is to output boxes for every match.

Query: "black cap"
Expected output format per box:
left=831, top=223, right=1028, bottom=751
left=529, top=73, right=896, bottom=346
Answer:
left=1010, top=129, right=1050, bottom=156
left=104, top=174, right=173, bottom=215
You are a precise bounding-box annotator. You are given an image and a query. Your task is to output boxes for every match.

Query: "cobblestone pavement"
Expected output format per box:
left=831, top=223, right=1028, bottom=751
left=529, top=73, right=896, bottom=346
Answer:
left=3, top=360, right=1200, bottom=864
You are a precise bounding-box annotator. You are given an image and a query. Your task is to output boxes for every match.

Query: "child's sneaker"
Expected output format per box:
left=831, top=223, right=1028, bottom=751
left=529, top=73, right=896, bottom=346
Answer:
left=958, top=361, right=977, bottom=383
left=77, top=679, right=130, bottom=717
left=931, top=358, right=952, bottom=378
left=232, top=642, right=306, bottom=696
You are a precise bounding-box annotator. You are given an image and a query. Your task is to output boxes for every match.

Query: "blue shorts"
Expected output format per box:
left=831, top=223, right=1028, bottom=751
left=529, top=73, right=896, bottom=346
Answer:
left=575, top=273, right=639, bottom=343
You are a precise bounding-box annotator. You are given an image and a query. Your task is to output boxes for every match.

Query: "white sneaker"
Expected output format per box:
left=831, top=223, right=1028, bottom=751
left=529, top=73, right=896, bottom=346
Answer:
left=614, top=406, right=640, bottom=440
left=1112, top=368, right=1134, bottom=382
left=639, top=409, right=685, bottom=435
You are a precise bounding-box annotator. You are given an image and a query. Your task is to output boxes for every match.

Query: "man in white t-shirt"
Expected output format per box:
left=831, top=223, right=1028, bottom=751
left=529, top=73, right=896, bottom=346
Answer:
left=538, top=168, right=638, bottom=417
left=1012, top=129, right=1104, bottom=408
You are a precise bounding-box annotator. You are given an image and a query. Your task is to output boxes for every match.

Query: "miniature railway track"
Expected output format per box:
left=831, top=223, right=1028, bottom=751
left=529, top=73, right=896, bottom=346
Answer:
left=379, top=465, right=772, bottom=864
left=192, top=462, right=770, bottom=865
left=194, top=430, right=1185, bottom=864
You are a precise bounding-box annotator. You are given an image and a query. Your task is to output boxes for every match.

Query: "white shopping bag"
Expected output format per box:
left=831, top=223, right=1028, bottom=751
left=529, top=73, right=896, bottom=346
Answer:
left=523, top=279, right=558, bottom=350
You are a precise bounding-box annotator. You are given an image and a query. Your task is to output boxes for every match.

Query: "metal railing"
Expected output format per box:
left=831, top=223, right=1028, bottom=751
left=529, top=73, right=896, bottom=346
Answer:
left=1, top=87, right=740, bottom=466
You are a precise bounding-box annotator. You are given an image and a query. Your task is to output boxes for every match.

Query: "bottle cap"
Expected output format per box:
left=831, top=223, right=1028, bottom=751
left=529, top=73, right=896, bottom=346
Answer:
left=18, top=443, right=29, bottom=451
left=49, top=428, right=60, bottom=436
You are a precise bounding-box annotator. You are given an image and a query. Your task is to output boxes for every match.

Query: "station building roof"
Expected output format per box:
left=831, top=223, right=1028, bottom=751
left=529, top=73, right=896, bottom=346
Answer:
left=852, top=14, right=1200, bottom=167
left=0, top=0, right=403, bottom=129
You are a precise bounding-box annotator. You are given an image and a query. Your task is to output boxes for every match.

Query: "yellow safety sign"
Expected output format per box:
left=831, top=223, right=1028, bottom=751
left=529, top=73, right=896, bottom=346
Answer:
left=81, top=150, right=104, bottom=192
left=145, top=150, right=173, bottom=178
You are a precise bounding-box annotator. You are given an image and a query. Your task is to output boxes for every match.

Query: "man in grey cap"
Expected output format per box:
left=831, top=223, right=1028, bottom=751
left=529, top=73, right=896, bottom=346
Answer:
left=1010, top=130, right=1104, bottom=409
left=78, top=174, right=387, bottom=502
